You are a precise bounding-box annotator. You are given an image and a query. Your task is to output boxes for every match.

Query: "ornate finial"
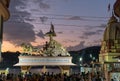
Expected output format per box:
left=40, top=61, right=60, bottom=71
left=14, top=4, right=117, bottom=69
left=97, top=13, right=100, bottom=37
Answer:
left=113, top=0, right=120, bottom=17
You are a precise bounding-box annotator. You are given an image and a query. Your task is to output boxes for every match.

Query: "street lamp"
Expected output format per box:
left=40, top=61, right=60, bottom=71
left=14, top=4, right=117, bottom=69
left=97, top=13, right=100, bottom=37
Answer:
left=90, top=54, right=92, bottom=58
left=79, top=57, right=83, bottom=72
left=93, top=57, right=95, bottom=61
left=79, top=57, right=83, bottom=66
left=79, top=57, right=82, bottom=62
left=90, top=54, right=95, bottom=74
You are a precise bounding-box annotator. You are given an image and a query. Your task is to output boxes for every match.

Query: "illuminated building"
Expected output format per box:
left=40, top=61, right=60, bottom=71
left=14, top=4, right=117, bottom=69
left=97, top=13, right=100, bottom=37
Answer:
left=99, top=0, right=120, bottom=80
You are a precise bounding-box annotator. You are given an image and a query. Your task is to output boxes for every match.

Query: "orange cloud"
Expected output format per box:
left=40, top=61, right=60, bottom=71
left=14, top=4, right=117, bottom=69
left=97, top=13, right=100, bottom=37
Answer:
left=2, top=41, right=22, bottom=52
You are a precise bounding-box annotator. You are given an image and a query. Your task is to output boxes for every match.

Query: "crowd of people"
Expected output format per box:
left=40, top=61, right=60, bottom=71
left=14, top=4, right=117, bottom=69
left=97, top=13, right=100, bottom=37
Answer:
left=0, top=71, right=106, bottom=81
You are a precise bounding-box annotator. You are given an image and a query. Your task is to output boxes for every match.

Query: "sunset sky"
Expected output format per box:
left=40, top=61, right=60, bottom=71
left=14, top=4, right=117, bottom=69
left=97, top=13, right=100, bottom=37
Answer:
left=2, top=0, right=115, bottom=52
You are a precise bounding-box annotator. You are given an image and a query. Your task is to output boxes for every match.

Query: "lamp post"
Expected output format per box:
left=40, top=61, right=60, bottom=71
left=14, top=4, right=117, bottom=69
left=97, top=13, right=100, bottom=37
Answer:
left=79, top=57, right=82, bottom=63
left=79, top=57, right=83, bottom=72
left=90, top=54, right=95, bottom=75
left=90, top=54, right=92, bottom=58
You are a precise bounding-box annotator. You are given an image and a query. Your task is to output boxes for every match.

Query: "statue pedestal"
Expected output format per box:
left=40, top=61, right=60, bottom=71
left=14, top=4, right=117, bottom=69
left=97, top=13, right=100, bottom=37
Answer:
left=14, top=56, right=76, bottom=75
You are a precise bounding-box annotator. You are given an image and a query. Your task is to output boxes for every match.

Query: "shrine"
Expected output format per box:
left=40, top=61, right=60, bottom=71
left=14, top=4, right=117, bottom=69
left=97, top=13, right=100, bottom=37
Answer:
left=14, top=23, right=76, bottom=75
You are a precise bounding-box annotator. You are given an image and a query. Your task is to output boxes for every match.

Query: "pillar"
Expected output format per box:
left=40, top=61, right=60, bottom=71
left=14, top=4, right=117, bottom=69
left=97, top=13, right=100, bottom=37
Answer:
left=41, top=65, right=47, bottom=73
left=21, top=66, right=31, bottom=74
left=59, top=66, right=70, bottom=76
left=103, top=64, right=109, bottom=81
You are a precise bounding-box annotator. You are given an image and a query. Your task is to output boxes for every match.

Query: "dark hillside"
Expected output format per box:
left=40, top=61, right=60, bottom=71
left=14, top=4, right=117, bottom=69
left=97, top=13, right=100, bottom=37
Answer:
left=0, top=52, right=20, bottom=68
left=69, top=46, right=101, bottom=65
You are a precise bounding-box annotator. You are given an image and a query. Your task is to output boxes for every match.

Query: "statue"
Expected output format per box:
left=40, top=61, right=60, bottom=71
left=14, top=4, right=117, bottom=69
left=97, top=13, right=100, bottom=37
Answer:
left=0, top=0, right=10, bottom=62
left=43, top=41, right=49, bottom=50
left=32, top=47, right=44, bottom=55
left=45, top=23, right=56, bottom=41
left=43, top=23, right=70, bottom=56
left=21, top=43, right=44, bottom=56
left=0, top=0, right=10, bottom=21
left=21, top=43, right=33, bottom=55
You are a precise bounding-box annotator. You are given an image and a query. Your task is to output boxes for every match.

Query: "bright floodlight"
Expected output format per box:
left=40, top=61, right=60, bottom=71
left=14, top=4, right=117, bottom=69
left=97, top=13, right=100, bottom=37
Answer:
left=90, top=54, right=92, bottom=58
left=79, top=57, right=82, bottom=61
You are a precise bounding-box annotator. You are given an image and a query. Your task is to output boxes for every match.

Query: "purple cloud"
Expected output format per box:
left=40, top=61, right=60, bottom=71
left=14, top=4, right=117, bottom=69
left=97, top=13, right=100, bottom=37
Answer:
left=4, top=22, right=36, bottom=46
left=68, top=16, right=84, bottom=20
left=36, top=30, right=45, bottom=39
left=67, top=41, right=85, bottom=51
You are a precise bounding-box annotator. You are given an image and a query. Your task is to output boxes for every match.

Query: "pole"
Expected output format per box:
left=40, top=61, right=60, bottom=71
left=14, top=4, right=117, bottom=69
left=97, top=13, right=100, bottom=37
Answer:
left=0, top=15, right=3, bottom=62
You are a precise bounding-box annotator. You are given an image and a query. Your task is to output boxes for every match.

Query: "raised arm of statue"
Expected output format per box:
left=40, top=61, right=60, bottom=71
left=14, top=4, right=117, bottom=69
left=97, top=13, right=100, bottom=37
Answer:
left=1, top=0, right=10, bottom=8
left=0, top=0, right=10, bottom=21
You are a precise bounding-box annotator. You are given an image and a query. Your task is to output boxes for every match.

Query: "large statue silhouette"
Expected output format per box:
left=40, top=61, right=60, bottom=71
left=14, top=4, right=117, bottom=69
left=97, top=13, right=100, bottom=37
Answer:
left=0, top=0, right=10, bottom=61
left=45, top=23, right=56, bottom=41
left=43, top=23, right=70, bottom=56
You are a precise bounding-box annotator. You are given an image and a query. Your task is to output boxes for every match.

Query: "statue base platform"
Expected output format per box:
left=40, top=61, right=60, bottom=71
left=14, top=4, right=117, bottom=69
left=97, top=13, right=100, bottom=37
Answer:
left=14, top=56, right=76, bottom=75
left=14, top=56, right=76, bottom=66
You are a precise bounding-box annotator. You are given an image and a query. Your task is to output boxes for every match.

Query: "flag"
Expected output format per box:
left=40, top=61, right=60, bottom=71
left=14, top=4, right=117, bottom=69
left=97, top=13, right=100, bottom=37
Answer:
left=108, top=3, right=110, bottom=12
